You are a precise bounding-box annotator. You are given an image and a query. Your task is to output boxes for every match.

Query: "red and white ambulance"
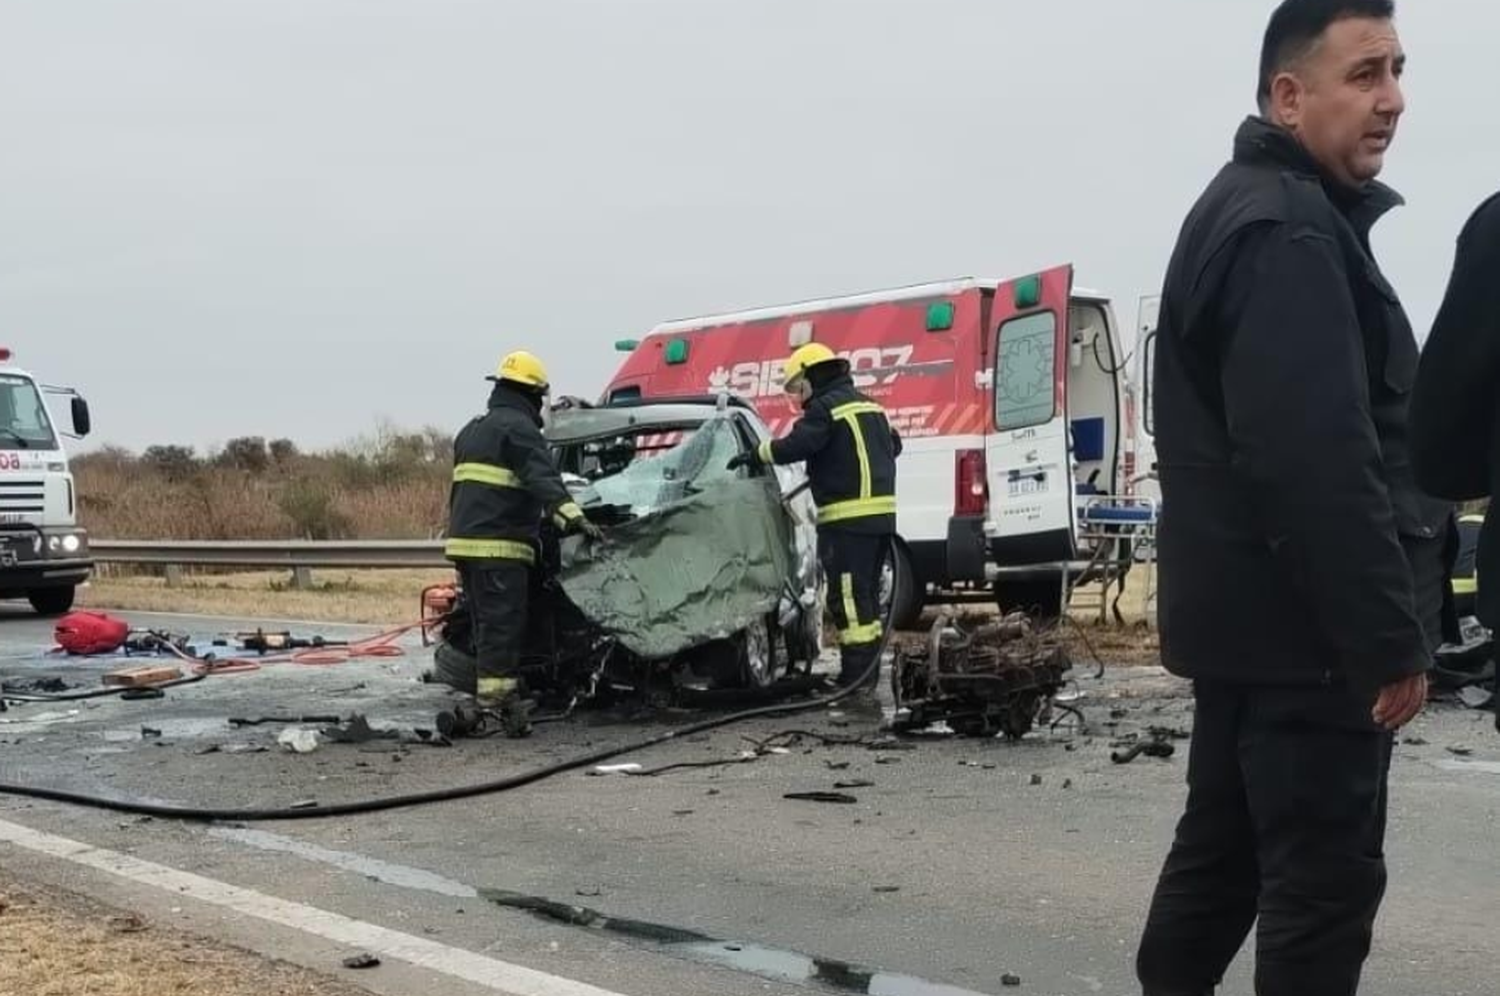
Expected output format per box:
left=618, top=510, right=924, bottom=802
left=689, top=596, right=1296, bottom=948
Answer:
left=604, top=265, right=1147, bottom=623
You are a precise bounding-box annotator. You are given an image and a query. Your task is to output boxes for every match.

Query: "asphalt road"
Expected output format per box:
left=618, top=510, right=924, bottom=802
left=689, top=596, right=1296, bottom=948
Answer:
left=1, top=604, right=1496, bottom=996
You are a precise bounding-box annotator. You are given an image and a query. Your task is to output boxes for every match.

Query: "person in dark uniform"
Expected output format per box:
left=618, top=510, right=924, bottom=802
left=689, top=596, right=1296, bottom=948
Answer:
left=729, top=343, right=900, bottom=689
left=1411, top=190, right=1500, bottom=727
left=444, top=350, right=600, bottom=734
left=1134, top=2, right=1454, bottom=993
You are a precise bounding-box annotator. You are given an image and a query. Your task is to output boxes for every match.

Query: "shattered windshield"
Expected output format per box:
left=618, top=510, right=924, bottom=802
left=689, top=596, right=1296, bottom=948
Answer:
left=0, top=375, right=58, bottom=451
left=559, top=416, right=744, bottom=517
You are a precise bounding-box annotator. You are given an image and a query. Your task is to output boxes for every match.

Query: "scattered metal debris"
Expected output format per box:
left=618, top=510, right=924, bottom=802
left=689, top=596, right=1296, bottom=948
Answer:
left=1111, top=736, right=1176, bottom=765
left=341, top=953, right=381, bottom=970
left=784, top=791, right=859, bottom=804
left=1447, top=745, right=1475, bottom=757
left=891, top=613, right=1071, bottom=740
left=1001, top=972, right=1023, bottom=987
left=229, top=715, right=341, bottom=728
left=277, top=728, right=321, bottom=754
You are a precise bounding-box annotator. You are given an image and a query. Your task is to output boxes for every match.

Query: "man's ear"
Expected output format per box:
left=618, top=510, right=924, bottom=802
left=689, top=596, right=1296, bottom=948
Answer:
left=1268, top=71, right=1305, bottom=130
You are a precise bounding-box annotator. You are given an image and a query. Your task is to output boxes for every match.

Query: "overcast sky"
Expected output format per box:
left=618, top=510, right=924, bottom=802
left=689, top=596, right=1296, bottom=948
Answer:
left=3, top=0, right=1495, bottom=452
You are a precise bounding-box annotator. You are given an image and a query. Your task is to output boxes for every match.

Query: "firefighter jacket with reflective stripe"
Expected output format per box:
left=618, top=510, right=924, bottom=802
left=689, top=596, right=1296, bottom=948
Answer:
left=446, top=385, right=584, bottom=563
left=760, top=375, right=901, bottom=534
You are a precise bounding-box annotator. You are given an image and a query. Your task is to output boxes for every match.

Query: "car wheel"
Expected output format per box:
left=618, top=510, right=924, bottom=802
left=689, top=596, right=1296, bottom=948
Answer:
left=739, top=613, right=778, bottom=688
left=994, top=579, right=1065, bottom=622
left=28, top=586, right=76, bottom=616
left=880, top=543, right=923, bottom=631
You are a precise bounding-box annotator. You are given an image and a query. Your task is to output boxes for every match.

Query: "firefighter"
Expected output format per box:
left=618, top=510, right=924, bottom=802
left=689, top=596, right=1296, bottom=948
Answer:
left=729, top=343, right=901, bottom=689
left=444, top=350, right=601, bottom=734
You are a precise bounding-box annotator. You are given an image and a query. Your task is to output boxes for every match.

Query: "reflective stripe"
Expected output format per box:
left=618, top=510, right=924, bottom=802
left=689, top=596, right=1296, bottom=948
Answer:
left=1452, top=577, right=1478, bottom=595
left=444, top=537, right=536, bottom=563
left=757, top=439, right=774, bottom=465
left=453, top=463, right=522, bottom=489
left=551, top=502, right=585, bottom=529
left=830, top=402, right=885, bottom=419
left=838, top=572, right=882, bottom=646
left=831, top=402, right=884, bottom=501
left=818, top=496, right=898, bottom=524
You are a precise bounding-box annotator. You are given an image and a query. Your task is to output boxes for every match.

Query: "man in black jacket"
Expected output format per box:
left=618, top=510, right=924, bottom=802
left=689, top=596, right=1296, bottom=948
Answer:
left=445, top=350, right=600, bottom=733
left=1135, top=3, right=1453, bottom=993
left=1411, top=191, right=1500, bottom=726
left=730, top=342, right=900, bottom=689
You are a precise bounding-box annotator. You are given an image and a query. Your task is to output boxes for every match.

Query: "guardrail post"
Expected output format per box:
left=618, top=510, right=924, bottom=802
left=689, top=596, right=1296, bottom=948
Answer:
left=291, top=566, right=315, bottom=590
left=164, top=564, right=184, bottom=588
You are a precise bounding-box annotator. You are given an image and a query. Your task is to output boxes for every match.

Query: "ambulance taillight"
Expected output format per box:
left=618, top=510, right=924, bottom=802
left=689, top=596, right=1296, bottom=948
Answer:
left=954, top=449, right=987, bottom=516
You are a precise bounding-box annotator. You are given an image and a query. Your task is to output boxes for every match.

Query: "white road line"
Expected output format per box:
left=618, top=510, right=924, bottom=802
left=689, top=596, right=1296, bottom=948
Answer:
left=0, top=817, right=631, bottom=996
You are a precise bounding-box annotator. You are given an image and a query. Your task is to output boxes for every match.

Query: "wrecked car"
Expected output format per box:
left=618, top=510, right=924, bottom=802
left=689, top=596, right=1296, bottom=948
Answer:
left=431, top=396, right=826, bottom=708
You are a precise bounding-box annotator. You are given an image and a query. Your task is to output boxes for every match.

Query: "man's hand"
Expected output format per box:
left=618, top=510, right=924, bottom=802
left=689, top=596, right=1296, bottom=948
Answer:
left=726, top=452, right=755, bottom=472
left=1372, top=672, right=1428, bottom=731
left=576, top=517, right=604, bottom=541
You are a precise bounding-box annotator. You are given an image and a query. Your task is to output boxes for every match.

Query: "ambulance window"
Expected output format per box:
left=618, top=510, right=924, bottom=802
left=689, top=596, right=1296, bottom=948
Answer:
left=608, top=386, right=641, bottom=405
left=994, top=311, right=1058, bottom=430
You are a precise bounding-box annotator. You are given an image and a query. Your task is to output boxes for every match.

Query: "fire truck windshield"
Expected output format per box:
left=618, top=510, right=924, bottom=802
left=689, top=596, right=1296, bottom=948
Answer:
left=0, top=375, right=58, bottom=451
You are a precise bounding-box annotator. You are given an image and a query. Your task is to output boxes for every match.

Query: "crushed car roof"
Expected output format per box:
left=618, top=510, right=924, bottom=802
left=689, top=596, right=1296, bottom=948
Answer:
left=548, top=397, right=753, bottom=443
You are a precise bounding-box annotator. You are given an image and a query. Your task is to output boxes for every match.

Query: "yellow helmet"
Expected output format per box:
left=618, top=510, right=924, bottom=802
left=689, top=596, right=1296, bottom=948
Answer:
left=783, top=342, right=839, bottom=390
left=491, top=350, right=550, bottom=391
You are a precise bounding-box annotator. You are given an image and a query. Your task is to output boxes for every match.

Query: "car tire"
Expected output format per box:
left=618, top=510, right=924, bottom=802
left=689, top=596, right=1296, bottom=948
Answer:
left=28, top=586, right=76, bottom=617
left=882, top=542, right=923, bottom=631
left=994, top=579, right=1065, bottom=622
left=739, top=613, right=779, bottom=688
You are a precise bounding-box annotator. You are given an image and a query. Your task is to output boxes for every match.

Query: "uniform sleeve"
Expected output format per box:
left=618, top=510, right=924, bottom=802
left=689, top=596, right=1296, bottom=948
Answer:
left=890, top=423, right=903, bottom=458
left=506, top=418, right=585, bottom=526
left=1412, top=194, right=1500, bottom=501
left=761, top=401, right=833, bottom=466
left=1219, top=223, right=1428, bottom=691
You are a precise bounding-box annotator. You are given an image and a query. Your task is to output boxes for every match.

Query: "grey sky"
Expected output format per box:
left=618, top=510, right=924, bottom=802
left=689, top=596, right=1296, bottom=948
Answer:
left=3, top=0, right=1495, bottom=452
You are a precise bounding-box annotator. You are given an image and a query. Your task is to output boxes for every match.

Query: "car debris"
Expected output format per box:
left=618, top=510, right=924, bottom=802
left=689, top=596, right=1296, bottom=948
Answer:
left=784, top=791, right=859, bottom=804
left=277, top=728, right=321, bottom=754
left=341, top=953, right=381, bottom=970
left=1111, top=736, right=1176, bottom=765
left=890, top=613, right=1071, bottom=739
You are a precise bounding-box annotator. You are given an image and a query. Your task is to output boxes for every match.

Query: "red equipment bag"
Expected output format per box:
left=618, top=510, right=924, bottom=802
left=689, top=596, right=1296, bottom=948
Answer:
left=54, top=611, right=131, bottom=656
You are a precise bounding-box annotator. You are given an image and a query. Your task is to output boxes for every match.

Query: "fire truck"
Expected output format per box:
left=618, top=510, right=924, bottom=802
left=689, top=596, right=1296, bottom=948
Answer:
left=605, top=264, right=1156, bottom=624
left=0, top=348, right=93, bottom=615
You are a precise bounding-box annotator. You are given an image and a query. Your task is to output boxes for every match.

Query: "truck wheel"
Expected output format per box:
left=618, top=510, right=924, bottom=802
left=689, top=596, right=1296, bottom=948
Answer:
left=28, top=587, right=77, bottom=616
left=994, top=579, right=1065, bottom=622
left=880, top=542, right=924, bottom=632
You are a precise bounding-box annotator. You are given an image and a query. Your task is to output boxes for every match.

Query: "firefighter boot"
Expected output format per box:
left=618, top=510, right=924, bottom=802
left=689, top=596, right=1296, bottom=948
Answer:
left=476, top=676, right=533, bottom=739
left=836, top=643, right=882, bottom=693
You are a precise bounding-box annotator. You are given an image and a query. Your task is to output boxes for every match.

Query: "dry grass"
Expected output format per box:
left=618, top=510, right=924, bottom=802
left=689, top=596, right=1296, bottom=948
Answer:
left=82, top=568, right=455, bottom=626
left=0, top=877, right=373, bottom=996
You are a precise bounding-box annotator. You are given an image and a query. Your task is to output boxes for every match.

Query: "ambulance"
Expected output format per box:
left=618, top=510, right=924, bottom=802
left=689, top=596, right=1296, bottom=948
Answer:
left=604, top=265, right=1153, bottom=624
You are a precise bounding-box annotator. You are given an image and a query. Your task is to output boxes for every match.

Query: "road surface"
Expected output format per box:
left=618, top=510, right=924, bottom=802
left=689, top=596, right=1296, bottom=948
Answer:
left=1, top=606, right=1495, bottom=996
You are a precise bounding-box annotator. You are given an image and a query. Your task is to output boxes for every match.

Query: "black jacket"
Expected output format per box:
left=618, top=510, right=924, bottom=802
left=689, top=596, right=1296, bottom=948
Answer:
left=761, top=373, right=901, bottom=535
left=1152, top=116, right=1451, bottom=692
left=1411, top=191, right=1500, bottom=629
left=445, top=384, right=582, bottom=563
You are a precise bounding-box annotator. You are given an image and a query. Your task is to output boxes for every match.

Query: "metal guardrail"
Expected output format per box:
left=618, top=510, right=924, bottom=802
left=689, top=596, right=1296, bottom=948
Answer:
left=91, top=540, right=450, bottom=570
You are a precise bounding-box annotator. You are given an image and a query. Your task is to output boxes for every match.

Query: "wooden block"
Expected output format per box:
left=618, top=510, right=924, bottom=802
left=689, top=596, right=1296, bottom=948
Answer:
left=102, top=665, right=183, bottom=688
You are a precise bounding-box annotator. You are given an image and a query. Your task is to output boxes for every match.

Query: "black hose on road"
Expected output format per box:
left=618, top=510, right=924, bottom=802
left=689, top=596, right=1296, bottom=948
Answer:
left=0, top=543, right=903, bottom=823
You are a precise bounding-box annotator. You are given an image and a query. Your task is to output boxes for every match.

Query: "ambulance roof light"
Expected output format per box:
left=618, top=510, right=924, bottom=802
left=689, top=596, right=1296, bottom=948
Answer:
left=614, top=339, right=640, bottom=352
left=0, top=348, right=11, bottom=362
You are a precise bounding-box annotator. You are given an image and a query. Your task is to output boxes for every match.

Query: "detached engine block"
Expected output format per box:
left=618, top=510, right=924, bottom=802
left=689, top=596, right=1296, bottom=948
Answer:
left=891, top=613, right=1071, bottom=740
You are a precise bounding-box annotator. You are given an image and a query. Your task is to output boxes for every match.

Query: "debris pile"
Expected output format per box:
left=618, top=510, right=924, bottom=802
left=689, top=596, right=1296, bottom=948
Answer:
left=891, top=613, right=1071, bottom=739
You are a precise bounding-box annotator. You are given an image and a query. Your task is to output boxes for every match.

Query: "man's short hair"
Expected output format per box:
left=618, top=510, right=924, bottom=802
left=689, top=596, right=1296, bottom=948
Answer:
left=1258, top=0, right=1396, bottom=110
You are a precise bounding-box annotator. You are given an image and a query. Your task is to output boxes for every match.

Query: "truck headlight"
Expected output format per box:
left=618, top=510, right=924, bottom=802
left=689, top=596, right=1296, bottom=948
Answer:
left=61, top=534, right=81, bottom=553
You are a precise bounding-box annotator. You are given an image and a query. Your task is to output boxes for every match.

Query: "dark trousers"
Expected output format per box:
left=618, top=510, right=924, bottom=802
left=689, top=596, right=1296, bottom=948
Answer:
left=457, top=560, right=531, bottom=682
left=1137, top=681, right=1393, bottom=996
left=820, top=529, right=886, bottom=681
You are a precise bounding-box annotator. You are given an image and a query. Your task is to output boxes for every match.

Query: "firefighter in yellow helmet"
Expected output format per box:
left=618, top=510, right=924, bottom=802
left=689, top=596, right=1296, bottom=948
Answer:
left=729, top=342, right=902, bottom=689
left=443, top=350, right=601, bottom=735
